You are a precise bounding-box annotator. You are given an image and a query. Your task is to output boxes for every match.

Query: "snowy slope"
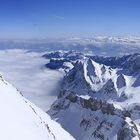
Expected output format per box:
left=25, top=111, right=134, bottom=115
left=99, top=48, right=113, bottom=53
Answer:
left=0, top=74, right=74, bottom=140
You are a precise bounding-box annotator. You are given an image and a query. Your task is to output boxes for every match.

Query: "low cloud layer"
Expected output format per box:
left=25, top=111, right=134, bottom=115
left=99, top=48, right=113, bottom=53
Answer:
left=0, top=49, right=63, bottom=111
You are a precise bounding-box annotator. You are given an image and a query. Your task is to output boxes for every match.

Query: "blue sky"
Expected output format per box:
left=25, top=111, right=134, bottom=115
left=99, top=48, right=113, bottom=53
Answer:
left=0, top=0, right=140, bottom=38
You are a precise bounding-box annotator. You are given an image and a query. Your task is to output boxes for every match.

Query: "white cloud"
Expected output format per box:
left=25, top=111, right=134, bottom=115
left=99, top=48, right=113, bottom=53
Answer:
left=0, top=49, right=64, bottom=111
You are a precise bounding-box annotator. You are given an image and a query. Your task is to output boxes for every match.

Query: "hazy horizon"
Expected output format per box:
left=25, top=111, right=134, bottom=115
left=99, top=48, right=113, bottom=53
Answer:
left=0, top=0, right=140, bottom=38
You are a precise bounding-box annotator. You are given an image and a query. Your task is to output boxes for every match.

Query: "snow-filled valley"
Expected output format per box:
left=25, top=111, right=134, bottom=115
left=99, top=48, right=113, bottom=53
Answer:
left=1, top=37, right=140, bottom=140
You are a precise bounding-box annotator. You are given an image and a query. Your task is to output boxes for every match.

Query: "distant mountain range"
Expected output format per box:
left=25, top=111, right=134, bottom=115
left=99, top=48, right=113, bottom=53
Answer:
left=0, top=36, right=140, bottom=56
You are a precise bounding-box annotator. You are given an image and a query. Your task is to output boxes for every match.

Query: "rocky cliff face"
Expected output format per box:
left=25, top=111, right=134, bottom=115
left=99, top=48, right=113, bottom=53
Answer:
left=48, top=90, right=140, bottom=140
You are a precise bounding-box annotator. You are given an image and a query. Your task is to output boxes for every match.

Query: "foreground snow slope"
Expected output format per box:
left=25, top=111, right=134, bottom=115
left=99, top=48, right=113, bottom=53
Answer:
left=0, top=75, right=74, bottom=140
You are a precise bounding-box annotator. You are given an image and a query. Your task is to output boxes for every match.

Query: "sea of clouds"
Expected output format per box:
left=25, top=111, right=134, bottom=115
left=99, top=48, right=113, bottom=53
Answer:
left=0, top=49, right=64, bottom=111
left=0, top=38, right=139, bottom=111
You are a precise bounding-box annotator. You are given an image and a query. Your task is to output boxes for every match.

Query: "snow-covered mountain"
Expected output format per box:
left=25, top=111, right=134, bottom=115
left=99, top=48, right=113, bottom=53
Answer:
left=0, top=74, right=74, bottom=140
left=47, top=51, right=140, bottom=140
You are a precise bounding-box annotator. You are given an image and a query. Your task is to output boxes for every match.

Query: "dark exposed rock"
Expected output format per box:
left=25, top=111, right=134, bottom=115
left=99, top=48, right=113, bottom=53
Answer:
left=80, top=119, right=91, bottom=131
left=57, top=90, right=116, bottom=116
left=101, top=103, right=115, bottom=115
left=100, top=79, right=117, bottom=95
left=45, top=58, right=71, bottom=69
left=93, top=130, right=104, bottom=140
left=121, top=53, right=140, bottom=75
left=117, top=74, right=126, bottom=89
left=122, top=110, right=131, bottom=118
left=101, top=65, right=106, bottom=75
left=65, top=93, right=78, bottom=103
left=43, top=51, right=64, bottom=59
left=117, top=128, right=132, bottom=140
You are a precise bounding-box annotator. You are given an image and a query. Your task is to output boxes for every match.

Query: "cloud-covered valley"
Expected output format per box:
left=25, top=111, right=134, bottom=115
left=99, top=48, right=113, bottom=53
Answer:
left=0, top=49, right=64, bottom=111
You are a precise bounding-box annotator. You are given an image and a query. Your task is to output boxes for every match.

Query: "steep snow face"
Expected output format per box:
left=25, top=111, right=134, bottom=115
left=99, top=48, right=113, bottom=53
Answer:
left=63, top=58, right=130, bottom=101
left=0, top=75, right=74, bottom=140
left=63, top=58, right=112, bottom=93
